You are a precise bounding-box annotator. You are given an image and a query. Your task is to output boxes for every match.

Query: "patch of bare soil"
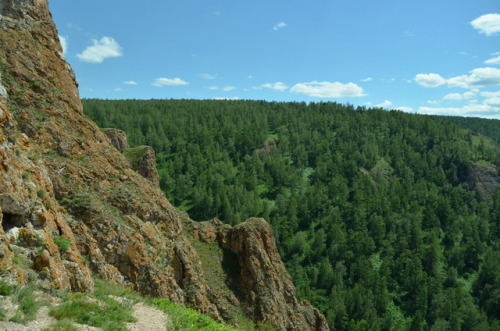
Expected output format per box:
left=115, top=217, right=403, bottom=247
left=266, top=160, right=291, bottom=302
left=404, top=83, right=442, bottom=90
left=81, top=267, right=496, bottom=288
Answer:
left=126, top=302, right=169, bottom=331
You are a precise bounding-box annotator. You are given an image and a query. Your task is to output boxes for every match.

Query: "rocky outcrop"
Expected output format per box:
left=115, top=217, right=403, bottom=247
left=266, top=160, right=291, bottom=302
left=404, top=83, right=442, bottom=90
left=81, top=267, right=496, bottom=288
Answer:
left=102, top=128, right=130, bottom=152
left=0, top=0, right=328, bottom=329
left=0, top=0, right=215, bottom=315
left=192, top=218, right=329, bottom=330
left=0, top=102, right=93, bottom=292
left=102, top=128, right=160, bottom=187
left=257, top=139, right=277, bottom=159
left=467, top=162, right=500, bottom=203
left=124, top=145, right=160, bottom=188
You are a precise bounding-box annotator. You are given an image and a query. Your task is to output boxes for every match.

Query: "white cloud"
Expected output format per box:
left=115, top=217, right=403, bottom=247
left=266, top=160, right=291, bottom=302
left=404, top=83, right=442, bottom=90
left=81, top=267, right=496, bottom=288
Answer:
left=273, top=22, right=287, bottom=31
left=447, top=67, right=500, bottom=88
left=414, top=73, right=446, bottom=88
left=206, top=86, right=236, bottom=91
left=76, top=37, right=123, bottom=64
left=481, top=90, right=500, bottom=97
left=114, top=88, right=123, bottom=92
left=427, top=100, right=440, bottom=104
left=418, top=104, right=500, bottom=119
left=290, top=81, right=366, bottom=98
left=58, top=35, right=68, bottom=56
left=152, top=77, right=189, bottom=87
left=443, top=90, right=477, bottom=100
left=214, top=96, right=240, bottom=100
left=261, top=82, right=289, bottom=91
left=361, top=77, right=373, bottom=82
left=376, top=100, right=393, bottom=108
left=484, top=97, right=500, bottom=107
left=485, top=53, right=500, bottom=65
left=123, top=81, right=137, bottom=85
left=200, top=73, right=217, bottom=80
left=470, top=13, right=500, bottom=36
left=416, top=68, right=500, bottom=89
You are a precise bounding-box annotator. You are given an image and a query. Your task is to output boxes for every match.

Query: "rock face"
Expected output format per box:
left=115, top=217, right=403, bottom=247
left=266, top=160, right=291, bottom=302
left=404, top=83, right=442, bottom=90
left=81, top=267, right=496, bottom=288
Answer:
left=467, top=162, right=500, bottom=203
left=124, top=145, right=161, bottom=188
left=192, top=218, right=329, bottom=330
left=102, top=128, right=160, bottom=187
left=0, top=0, right=328, bottom=329
left=102, top=128, right=130, bottom=152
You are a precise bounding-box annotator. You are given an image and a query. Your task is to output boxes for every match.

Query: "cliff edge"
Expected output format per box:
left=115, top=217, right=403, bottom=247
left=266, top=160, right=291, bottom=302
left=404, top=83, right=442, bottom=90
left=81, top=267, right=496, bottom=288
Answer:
left=0, top=0, right=328, bottom=329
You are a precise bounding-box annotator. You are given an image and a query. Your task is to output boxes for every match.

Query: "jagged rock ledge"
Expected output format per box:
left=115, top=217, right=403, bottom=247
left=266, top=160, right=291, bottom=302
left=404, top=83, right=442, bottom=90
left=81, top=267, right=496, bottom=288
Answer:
left=102, top=128, right=160, bottom=187
left=191, top=218, right=328, bottom=330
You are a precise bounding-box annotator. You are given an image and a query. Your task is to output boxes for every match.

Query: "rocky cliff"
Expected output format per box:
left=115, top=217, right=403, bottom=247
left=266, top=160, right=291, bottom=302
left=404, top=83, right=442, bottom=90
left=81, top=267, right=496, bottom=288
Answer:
left=0, top=0, right=328, bottom=329
left=102, top=128, right=160, bottom=187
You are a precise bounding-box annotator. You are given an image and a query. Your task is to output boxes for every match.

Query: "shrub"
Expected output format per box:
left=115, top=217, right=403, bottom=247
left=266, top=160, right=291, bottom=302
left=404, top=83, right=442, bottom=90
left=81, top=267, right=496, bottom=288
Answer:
left=59, top=193, right=93, bottom=214
left=53, top=236, right=71, bottom=253
left=152, top=298, right=238, bottom=331
left=0, top=280, right=13, bottom=296
left=123, top=146, right=148, bottom=168
left=10, top=286, right=41, bottom=322
left=49, top=294, right=136, bottom=331
left=43, top=319, right=79, bottom=331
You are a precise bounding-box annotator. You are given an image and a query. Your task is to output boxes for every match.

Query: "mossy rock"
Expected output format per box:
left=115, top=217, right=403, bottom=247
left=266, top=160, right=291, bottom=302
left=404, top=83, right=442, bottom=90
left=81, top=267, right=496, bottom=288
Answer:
left=123, top=146, right=150, bottom=168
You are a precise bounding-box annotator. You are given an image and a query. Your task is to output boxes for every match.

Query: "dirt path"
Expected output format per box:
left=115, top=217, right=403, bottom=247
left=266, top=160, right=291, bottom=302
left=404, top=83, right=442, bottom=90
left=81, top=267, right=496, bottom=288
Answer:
left=127, top=302, right=170, bottom=331
left=0, top=297, right=169, bottom=331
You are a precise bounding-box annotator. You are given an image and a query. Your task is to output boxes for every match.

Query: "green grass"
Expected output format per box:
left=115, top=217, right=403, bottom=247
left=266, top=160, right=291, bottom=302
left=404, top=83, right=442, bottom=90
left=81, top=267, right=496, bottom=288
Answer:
left=0, top=305, right=6, bottom=321
left=47, top=278, right=144, bottom=331
left=53, top=236, right=71, bottom=253
left=176, top=199, right=194, bottom=212
left=188, top=238, right=276, bottom=330
left=48, top=292, right=136, bottom=331
left=265, top=131, right=279, bottom=144
left=152, top=298, right=238, bottom=331
left=93, top=277, right=142, bottom=303
left=10, top=286, right=42, bottom=323
left=0, top=280, right=14, bottom=296
left=123, top=146, right=148, bottom=168
left=188, top=239, right=240, bottom=298
left=43, top=319, right=79, bottom=331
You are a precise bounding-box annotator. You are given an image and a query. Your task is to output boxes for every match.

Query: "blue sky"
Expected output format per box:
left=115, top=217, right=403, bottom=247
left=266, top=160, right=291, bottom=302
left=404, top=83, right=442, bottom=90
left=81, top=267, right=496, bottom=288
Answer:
left=50, top=0, right=500, bottom=119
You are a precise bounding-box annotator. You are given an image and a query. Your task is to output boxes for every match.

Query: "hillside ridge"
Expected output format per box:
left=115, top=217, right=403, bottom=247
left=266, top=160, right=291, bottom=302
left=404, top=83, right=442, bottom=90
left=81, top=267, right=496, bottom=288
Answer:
left=0, top=0, right=327, bottom=329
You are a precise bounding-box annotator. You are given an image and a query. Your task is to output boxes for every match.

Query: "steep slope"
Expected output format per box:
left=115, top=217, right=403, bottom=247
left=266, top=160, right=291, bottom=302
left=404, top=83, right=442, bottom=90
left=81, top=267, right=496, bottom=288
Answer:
left=0, top=0, right=327, bottom=329
left=81, top=99, right=500, bottom=329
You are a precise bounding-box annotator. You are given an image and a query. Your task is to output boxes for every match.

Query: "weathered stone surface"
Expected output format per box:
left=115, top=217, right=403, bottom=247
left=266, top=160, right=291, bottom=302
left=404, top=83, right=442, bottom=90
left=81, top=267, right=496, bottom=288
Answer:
left=0, top=101, right=93, bottom=292
left=0, top=75, right=7, bottom=99
left=0, top=0, right=328, bottom=329
left=191, top=218, right=329, bottom=330
left=468, top=162, right=500, bottom=202
left=124, top=145, right=160, bottom=187
left=101, top=128, right=130, bottom=151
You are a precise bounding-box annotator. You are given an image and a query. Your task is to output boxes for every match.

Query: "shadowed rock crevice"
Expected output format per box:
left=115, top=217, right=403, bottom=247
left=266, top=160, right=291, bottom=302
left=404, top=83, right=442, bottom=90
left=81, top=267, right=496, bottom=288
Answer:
left=1, top=212, right=18, bottom=233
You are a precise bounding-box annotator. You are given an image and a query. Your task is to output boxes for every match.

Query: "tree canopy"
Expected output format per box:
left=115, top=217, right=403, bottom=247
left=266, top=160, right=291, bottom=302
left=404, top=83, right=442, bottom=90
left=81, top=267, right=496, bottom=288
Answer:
left=84, top=99, right=500, bottom=330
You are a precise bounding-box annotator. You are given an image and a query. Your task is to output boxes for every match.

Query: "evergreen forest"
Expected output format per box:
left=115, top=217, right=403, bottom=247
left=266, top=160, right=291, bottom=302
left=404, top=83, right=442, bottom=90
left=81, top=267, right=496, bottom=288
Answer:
left=83, top=99, right=500, bottom=330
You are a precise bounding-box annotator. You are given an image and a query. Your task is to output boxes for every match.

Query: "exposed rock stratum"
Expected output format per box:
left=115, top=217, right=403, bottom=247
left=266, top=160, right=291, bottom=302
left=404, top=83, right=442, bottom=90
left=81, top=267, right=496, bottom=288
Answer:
left=0, top=0, right=328, bottom=329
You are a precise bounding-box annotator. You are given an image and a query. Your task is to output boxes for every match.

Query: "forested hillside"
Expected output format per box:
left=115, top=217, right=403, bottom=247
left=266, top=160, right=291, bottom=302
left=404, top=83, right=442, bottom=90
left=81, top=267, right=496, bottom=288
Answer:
left=84, top=99, right=500, bottom=330
left=434, top=115, right=500, bottom=145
